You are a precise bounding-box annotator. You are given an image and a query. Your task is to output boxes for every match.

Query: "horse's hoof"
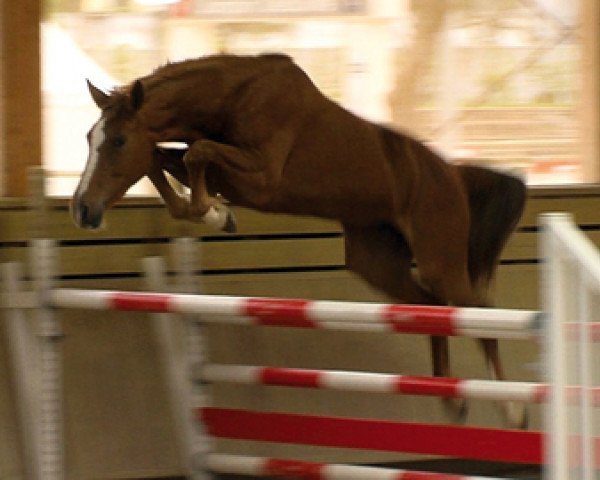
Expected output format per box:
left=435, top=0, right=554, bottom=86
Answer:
left=201, top=204, right=236, bottom=232
left=223, top=210, right=237, bottom=233
left=442, top=397, right=468, bottom=424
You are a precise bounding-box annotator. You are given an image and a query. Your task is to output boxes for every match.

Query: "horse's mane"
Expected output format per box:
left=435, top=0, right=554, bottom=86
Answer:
left=120, top=53, right=293, bottom=95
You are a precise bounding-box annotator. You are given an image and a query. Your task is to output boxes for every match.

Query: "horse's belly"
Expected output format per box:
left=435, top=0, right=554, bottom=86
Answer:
left=268, top=154, right=395, bottom=224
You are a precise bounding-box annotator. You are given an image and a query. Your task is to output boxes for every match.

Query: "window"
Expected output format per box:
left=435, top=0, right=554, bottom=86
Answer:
left=42, top=0, right=595, bottom=195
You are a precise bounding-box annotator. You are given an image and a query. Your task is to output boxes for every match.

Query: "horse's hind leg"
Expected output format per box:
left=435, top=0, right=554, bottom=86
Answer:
left=343, top=224, right=466, bottom=422
left=399, top=182, right=489, bottom=421
left=343, top=223, right=438, bottom=305
left=458, top=166, right=528, bottom=429
left=407, top=194, right=526, bottom=427
left=480, top=338, right=528, bottom=428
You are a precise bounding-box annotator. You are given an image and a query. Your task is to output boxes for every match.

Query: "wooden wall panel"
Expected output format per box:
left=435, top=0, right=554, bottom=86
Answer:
left=0, top=202, right=340, bottom=242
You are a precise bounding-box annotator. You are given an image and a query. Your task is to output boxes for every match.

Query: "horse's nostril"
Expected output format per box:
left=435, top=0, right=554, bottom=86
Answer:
left=80, top=204, right=89, bottom=221
left=74, top=201, right=103, bottom=229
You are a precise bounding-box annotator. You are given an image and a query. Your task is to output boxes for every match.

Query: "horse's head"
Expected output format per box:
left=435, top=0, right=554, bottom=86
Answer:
left=71, top=80, right=155, bottom=229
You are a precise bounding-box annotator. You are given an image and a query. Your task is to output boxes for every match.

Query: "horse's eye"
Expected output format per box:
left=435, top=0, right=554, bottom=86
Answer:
left=112, top=136, right=126, bottom=148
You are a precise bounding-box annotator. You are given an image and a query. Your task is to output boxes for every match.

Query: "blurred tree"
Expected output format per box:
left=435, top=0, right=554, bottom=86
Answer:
left=388, top=0, right=526, bottom=131
left=389, top=0, right=449, bottom=131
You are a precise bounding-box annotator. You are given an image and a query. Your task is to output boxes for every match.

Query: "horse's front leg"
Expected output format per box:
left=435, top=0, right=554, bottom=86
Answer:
left=148, top=155, right=236, bottom=232
left=182, top=140, right=238, bottom=233
left=184, top=138, right=281, bottom=230
left=147, top=165, right=191, bottom=220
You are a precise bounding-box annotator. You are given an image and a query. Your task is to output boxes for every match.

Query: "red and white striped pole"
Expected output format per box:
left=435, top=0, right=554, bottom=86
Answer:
left=206, top=453, right=507, bottom=480
left=48, top=288, right=542, bottom=340
left=201, top=364, right=546, bottom=402
left=200, top=363, right=600, bottom=406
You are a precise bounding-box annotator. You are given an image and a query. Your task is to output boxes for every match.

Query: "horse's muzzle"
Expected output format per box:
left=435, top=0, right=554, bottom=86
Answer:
left=71, top=199, right=104, bottom=230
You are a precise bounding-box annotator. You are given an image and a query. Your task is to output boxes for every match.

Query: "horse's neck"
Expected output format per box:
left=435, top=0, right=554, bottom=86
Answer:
left=142, top=66, right=252, bottom=142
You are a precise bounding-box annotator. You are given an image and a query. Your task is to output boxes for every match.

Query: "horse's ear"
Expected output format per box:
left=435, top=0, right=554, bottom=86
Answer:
left=130, top=80, right=144, bottom=111
left=86, top=79, right=110, bottom=109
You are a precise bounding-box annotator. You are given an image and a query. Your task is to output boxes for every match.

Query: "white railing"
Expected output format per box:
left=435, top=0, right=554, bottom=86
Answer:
left=542, top=213, right=600, bottom=480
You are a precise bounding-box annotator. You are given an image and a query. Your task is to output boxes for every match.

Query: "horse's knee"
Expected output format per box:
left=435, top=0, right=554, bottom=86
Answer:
left=184, top=139, right=213, bottom=163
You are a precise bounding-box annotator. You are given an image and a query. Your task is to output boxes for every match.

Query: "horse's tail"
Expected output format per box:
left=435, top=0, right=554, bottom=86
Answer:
left=457, top=165, right=527, bottom=289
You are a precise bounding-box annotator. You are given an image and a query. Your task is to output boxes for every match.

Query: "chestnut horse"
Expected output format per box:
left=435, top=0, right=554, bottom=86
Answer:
left=72, top=53, right=527, bottom=426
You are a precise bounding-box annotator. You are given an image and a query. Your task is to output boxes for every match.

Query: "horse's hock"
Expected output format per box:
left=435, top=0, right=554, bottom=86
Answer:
left=2, top=189, right=600, bottom=478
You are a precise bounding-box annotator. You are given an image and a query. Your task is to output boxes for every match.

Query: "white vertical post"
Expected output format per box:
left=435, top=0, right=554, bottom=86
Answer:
left=543, top=212, right=600, bottom=480
left=577, top=284, right=593, bottom=480
left=27, top=167, right=64, bottom=480
left=171, top=237, right=213, bottom=479
left=542, top=213, right=571, bottom=480
left=145, top=237, right=212, bottom=479
left=30, top=238, right=63, bottom=480
left=2, top=262, right=43, bottom=480
left=144, top=254, right=208, bottom=479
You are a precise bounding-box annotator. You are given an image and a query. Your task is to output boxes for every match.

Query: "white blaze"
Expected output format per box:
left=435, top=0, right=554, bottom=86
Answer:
left=79, top=118, right=106, bottom=194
